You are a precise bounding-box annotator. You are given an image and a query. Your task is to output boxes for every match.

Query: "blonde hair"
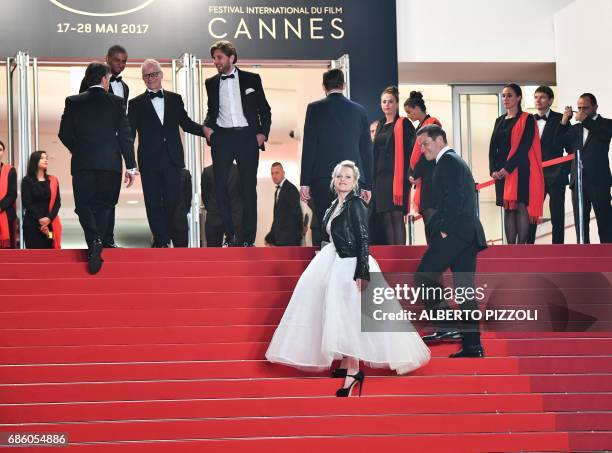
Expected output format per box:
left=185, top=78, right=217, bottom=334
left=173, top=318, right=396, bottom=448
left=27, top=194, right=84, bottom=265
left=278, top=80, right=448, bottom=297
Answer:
left=330, top=160, right=360, bottom=193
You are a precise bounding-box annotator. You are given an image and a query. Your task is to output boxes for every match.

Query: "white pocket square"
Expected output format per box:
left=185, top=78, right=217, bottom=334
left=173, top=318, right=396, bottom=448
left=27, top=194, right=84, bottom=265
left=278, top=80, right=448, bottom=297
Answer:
left=245, top=88, right=255, bottom=95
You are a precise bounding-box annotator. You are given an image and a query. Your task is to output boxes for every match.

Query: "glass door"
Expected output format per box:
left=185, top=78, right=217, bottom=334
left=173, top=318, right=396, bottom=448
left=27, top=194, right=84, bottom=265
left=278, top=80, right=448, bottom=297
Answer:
left=330, top=54, right=350, bottom=98
left=452, top=85, right=505, bottom=244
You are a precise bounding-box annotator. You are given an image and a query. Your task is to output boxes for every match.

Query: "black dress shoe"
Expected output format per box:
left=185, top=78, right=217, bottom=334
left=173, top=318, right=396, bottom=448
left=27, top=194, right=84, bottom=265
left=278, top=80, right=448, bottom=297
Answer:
left=223, top=235, right=239, bottom=248
left=422, top=331, right=462, bottom=343
left=102, top=242, right=119, bottom=249
left=243, top=242, right=255, bottom=247
left=87, top=239, right=104, bottom=275
left=449, top=347, right=485, bottom=358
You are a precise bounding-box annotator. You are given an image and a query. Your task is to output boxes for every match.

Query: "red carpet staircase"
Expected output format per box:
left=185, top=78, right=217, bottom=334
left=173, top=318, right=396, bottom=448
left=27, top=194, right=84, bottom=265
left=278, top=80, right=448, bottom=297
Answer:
left=1, top=245, right=611, bottom=452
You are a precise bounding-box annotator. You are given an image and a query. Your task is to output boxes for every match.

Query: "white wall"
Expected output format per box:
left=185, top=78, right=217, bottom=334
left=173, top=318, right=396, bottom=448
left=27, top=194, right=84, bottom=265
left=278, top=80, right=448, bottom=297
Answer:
left=397, top=0, right=573, bottom=63
left=554, top=0, right=612, bottom=117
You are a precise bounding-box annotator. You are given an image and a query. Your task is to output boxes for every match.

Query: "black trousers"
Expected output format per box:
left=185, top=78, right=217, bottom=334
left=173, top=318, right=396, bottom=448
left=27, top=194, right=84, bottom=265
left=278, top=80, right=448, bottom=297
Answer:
left=571, top=182, right=612, bottom=244
left=311, top=178, right=334, bottom=245
left=72, top=170, right=121, bottom=247
left=528, top=177, right=567, bottom=244
left=415, top=234, right=481, bottom=349
left=23, top=226, right=52, bottom=249
left=211, top=128, right=259, bottom=244
left=141, top=166, right=182, bottom=246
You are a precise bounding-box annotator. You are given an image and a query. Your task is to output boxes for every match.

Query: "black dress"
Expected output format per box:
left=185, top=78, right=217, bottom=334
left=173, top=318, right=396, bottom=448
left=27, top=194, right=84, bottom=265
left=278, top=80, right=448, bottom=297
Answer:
left=489, top=113, right=535, bottom=207
left=21, top=176, right=61, bottom=249
left=0, top=163, right=17, bottom=248
left=373, top=118, right=415, bottom=214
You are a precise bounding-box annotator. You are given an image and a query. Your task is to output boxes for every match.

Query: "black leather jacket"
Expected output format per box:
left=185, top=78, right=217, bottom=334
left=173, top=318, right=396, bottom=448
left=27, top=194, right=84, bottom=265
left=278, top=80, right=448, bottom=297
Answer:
left=322, top=191, right=370, bottom=281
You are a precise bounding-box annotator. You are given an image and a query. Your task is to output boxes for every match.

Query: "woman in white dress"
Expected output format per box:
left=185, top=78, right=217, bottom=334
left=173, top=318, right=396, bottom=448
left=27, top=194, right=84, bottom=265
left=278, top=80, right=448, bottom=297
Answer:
left=266, top=160, right=430, bottom=397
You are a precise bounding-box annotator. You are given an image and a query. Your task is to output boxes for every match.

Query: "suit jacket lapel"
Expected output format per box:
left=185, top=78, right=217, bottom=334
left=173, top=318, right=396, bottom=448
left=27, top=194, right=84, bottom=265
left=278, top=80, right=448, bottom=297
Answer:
left=162, top=90, right=170, bottom=126
left=583, top=117, right=597, bottom=149
left=236, top=68, right=247, bottom=114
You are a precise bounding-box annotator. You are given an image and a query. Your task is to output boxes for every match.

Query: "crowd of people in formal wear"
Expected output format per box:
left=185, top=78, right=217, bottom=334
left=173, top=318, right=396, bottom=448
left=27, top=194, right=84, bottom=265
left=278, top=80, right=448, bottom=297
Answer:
left=0, top=41, right=610, bottom=263
left=0, top=39, right=610, bottom=397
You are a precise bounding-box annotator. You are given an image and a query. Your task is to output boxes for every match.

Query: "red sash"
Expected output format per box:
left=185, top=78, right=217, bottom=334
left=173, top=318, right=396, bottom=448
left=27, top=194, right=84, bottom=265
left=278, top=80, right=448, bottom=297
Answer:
left=392, top=118, right=410, bottom=206
left=503, top=112, right=545, bottom=224
left=409, top=116, right=441, bottom=212
left=0, top=164, right=14, bottom=248
left=48, top=175, right=62, bottom=249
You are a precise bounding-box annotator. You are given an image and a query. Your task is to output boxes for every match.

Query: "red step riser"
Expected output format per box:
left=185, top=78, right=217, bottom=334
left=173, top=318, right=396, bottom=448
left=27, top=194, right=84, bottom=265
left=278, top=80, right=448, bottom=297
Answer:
left=0, top=292, right=292, bottom=311
left=0, top=358, right=522, bottom=384
left=2, top=244, right=608, bottom=263
left=0, top=375, right=537, bottom=403
left=2, top=413, right=569, bottom=441
left=0, top=309, right=285, bottom=328
left=0, top=276, right=300, bottom=295
left=0, top=326, right=277, bottom=347
left=0, top=394, right=551, bottom=424
left=5, top=357, right=612, bottom=385
left=3, top=257, right=612, bottom=279
left=22, top=433, right=574, bottom=453
left=569, top=432, right=612, bottom=452
left=0, top=342, right=508, bottom=364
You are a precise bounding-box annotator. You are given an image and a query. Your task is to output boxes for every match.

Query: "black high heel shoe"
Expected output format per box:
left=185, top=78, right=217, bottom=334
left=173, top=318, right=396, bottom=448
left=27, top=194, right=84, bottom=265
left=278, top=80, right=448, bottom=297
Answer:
left=336, top=370, right=364, bottom=397
left=331, top=368, right=347, bottom=378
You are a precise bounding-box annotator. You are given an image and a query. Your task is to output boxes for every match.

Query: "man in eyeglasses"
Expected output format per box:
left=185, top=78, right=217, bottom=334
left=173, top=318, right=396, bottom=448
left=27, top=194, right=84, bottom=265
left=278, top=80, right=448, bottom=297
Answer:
left=128, top=59, right=205, bottom=248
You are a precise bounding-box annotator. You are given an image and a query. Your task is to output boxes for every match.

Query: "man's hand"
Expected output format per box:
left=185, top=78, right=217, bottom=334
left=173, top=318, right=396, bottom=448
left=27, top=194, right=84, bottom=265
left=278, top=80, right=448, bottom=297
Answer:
left=361, top=190, right=372, bottom=203
left=124, top=170, right=139, bottom=188
left=575, top=110, right=588, bottom=123
left=38, top=217, right=50, bottom=227
left=561, top=106, right=574, bottom=125
left=204, top=126, right=214, bottom=142
left=300, top=186, right=311, bottom=202
left=256, top=133, right=266, bottom=148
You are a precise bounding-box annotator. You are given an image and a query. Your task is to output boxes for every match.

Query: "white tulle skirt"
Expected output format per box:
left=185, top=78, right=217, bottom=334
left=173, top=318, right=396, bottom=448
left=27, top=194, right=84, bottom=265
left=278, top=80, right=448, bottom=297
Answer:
left=266, top=242, right=431, bottom=374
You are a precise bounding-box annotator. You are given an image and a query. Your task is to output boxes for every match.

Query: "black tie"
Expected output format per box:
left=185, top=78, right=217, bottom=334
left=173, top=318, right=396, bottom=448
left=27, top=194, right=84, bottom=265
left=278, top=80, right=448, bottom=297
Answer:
left=274, top=185, right=280, bottom=207
left=148, top=90, right=163, bottom=99
left=110, top=75, right=122, bottom=83
left=534, top=114, right=547, bottom=121
left=221, top=73, right=235, bottom=80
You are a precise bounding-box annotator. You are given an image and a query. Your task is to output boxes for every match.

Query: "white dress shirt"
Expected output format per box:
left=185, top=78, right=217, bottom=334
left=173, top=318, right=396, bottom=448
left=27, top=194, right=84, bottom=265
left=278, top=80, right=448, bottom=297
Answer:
left=536, top=109, right=550, bottom=139
left=110, top=79, right=124, bottom=100
left=435, top=146, right=451, bottom=164
left=217, top=68, right=248, bottom=128
left=582, top=114, right=599, bottom=146
left=147, top=89, right=164, bottom=125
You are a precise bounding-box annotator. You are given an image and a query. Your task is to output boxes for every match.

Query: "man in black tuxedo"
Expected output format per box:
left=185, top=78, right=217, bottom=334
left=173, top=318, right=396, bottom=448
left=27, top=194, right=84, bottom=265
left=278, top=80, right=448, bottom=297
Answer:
left=58, top=62, right=137, bottom=274
left=128, top=59, right=204, bottom=247
left=527, top=86, right=570, bottom=244
left=201, top=164, right=242, bottom=247
left=414, top=125, right=487, bottom=358
left=299, top=69, right=373, bottom=246
left=103, top=44, right=130, bottom=248
left=561, top=93, right=612, bottom=243
left=265, top=162, right=303, bottom=246
left=204, top=40, right=272, bottom=247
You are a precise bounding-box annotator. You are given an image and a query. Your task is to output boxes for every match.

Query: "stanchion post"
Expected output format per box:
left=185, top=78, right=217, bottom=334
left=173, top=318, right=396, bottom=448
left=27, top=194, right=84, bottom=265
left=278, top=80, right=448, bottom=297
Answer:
left=408, top=214, right=415, bottom=245
left=475, top=183, right=480, bottom=218
left=576, top=149, right=585, bottom=244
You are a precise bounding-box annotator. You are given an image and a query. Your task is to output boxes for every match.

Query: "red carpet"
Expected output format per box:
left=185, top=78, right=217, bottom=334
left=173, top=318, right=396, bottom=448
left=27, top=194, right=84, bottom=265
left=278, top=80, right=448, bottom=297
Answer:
left=0, top=245, right=611, bottom=452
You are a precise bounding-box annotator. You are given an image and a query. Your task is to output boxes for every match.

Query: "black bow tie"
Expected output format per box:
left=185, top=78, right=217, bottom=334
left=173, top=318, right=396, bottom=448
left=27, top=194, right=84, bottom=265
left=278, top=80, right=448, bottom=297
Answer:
left=221, top=73, right=235, bottom=80
left=110, top=75, right=122, bottom=83
left=148, top=90, right=163, bottom=99
left=534, top=114, right=547, bottom=121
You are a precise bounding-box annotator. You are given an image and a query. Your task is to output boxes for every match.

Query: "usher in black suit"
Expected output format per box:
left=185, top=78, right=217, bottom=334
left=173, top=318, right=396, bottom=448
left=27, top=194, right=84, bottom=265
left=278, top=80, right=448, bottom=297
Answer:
left=265, top=179, right=303, bottom=246
left=128, top=89, right=204, bottom=246
left=416, top=148, right=487, bottom=354
left=205, top=67, right=272, bottom=246
left=104, top=75, right=130, bottom=247
left=527, top=110, right=570, bottom=244
left=58, top=86, right=135, bottom=247
left=564, top=114, right=612, bottom=243
left=300, top=92, right=373, bottom=245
